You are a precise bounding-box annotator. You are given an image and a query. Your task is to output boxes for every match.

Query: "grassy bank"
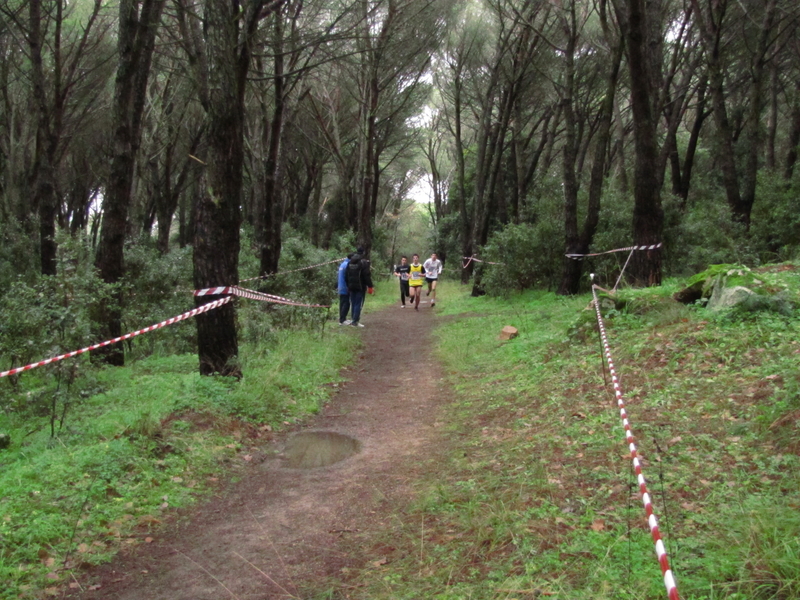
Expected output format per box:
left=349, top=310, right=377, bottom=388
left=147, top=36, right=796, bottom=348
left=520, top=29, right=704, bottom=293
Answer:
left=0, top=316, right=360, bottom=599
left=337, top=273, right=800, bottom=599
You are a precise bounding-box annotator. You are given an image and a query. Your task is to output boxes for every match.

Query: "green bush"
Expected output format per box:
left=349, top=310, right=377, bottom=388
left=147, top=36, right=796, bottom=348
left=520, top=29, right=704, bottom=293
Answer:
left=121, top=240, right=195, bottom=358
left=480, top=222, right=561, bottom=294
left=749, top=172, right=800, bottom=262
left=0, top=222, right=39, bottom=291
left=0, top=235, right=116, bottom=374
left=0, top=234, right=115, bottom=433
left=662, top=192, right=757, bottom=275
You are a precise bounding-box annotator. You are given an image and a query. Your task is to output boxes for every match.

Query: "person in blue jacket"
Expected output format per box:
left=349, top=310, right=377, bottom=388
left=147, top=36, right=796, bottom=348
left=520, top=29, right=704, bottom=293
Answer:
left=345, top=247, right=374, bottom=327
left=337, top=254, right=352, bottom=325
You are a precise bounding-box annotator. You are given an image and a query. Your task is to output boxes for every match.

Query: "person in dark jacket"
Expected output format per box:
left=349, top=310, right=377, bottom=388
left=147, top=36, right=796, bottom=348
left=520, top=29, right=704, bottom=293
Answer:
left=345, top=247, right=374, bottom=327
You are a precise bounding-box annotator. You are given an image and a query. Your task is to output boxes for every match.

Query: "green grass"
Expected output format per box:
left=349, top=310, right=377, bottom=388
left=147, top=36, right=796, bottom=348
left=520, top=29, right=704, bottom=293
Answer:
left=329, top=271, right=800, bottom=599
left=0, top=320, right=359, bottom=599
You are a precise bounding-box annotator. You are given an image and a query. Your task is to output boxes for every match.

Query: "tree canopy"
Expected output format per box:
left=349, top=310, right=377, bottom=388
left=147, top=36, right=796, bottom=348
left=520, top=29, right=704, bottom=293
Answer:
left=1, top=0, right=799, bottom=371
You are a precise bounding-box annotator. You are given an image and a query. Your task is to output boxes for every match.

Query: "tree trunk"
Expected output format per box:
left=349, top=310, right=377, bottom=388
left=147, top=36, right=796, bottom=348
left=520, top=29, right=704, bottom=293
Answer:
left=785, top=79, right=800, bottom=180
left=558, top=12, right=581, bottom=296
left=691, top=0, right=776, bottom=228
left=739, top=0, right=777, bottom=227
left=678, top=75, right=708, bottom=203
left=309, top=160, right=323, bottom=246
left=259, top=8, right=287, bottom=276
left=452, top=62, right=472, bottom=284
left=94, top=0, right=166, bottom=365
left=626, top=0, right=663, bottom=286
left=560, top=6, right=622, bottom=295
left=766, top=61, right=778, bottom=171
left=192, top=0, right=271, bottom=376
left=28, top=0, right=59, bottom=275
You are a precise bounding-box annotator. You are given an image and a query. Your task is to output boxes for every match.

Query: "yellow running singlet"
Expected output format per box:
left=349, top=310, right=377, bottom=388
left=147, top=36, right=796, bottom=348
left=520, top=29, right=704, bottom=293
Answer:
left=409, top=263, right=424, bottom=286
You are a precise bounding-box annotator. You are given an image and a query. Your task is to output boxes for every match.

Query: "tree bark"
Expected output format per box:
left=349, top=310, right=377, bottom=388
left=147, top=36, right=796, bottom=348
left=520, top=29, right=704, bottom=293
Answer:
left=766, top=61, right=779, bottom=171
left=558, top=8, right=581, bottom=296
left=678, top=75, right=708, bottom=203
left=28, top=0, right=59, bottom=275
left=259, top=7, right=288, bottom=276
left=560, top=2, right=622, bottom=295
left=192, top=0, right=276, bottom=376
left=784, top=79, right=800, bottom=180
left=94, top=0, right=166, bottom=365
left=625, top=0, right=663, bottom=286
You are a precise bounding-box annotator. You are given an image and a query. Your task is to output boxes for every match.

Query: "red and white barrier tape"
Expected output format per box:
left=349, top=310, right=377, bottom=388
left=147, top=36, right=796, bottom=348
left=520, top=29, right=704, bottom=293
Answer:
left=590, top=283, right=679, bottom=600
left=194, top=286, right=329, bottom=308
left=566, top=242, right=662, bottom=260
left=0, top=297, right=233, bottom=379
left=240, top=257, right=345, bottom=283
left=462, top=255, right=505, bottom=269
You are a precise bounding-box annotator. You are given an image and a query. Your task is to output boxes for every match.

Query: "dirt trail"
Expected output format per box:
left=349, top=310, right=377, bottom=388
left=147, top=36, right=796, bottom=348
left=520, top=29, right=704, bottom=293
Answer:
left=74, top=299, right=447, bottom=599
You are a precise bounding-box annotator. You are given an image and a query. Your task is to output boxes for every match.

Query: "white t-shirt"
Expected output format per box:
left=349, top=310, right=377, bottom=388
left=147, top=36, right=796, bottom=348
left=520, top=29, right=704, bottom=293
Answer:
left=423, top=258, right=442, bottom=279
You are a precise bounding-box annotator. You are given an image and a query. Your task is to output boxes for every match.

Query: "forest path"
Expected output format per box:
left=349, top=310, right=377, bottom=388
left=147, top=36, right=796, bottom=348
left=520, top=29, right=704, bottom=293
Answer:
left=73, top=296, right=449, bottom=599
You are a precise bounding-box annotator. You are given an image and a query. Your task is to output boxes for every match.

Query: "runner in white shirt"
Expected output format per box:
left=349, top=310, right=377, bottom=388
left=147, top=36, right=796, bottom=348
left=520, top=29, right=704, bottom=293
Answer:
left=423, top=252, right=443, bottom=307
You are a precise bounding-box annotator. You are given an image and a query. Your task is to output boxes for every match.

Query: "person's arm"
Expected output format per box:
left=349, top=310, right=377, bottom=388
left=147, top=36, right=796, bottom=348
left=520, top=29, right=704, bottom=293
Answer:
left=363, top=261, right=374, bottom=289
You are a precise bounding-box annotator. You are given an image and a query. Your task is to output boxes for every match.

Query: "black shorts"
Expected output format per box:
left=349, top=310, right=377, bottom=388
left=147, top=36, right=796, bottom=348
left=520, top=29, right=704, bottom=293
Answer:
left=425, top=277, right=438, bottom=284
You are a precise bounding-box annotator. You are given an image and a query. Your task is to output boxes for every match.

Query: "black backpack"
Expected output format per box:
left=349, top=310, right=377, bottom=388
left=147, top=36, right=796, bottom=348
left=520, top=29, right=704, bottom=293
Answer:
left=346, top=254, right=364, bottom=290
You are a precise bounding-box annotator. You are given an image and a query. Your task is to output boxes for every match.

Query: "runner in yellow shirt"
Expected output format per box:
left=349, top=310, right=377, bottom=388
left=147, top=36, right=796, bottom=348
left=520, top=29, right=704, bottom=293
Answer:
left=408, top=254, right=425, bottom=311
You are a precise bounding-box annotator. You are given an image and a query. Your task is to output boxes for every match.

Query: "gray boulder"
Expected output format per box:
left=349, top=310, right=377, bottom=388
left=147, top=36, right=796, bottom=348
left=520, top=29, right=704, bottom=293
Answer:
left=707, top=285, right=755, bottom=311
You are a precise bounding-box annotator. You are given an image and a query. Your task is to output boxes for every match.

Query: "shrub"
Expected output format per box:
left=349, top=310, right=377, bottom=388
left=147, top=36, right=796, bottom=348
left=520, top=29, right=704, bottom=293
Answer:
left=121, top=241, right=195, bottom=357
left=749, top=172, right=800, bottom=262
left=480, top=220, right=562, bottom=295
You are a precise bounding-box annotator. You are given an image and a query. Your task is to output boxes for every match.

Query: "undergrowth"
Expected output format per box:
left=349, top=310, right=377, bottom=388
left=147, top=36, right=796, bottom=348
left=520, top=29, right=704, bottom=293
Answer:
left=328, top=269, right=800, bottom=599
left=0, top=320, right=359, bottom=599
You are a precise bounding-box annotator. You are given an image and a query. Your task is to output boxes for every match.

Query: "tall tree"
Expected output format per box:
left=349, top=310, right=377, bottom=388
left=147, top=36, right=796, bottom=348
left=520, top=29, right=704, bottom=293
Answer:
left=25, top=0, right=108, bottom=274
left=690, top=0, right=780, bottom=228
left=94, top=0, right=166, bottom=365
left=559, top=0, right=623, bottom=294
left=179, top=0, right=284, bottom=375
left=619, top=0, right=663, bottom=285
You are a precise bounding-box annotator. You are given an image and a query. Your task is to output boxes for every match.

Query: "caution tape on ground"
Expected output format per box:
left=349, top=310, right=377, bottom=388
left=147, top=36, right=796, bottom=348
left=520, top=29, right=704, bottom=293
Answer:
left=566, top=242, right=662, bottom=260
left=590, top=283, right=680, bottom=600
left=0, top=297, right=233, bottom=379
left=193, top=285, right=329, bottom=308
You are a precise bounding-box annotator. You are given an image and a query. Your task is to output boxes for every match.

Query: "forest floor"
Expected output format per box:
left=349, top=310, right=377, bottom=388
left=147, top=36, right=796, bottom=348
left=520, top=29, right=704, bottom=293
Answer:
left=68, top=297, right=448, bottom=600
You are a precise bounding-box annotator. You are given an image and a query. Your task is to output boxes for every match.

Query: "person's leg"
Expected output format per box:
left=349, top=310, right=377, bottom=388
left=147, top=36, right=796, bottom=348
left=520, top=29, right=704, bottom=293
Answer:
left=399, top=282, right=406, bottom=306
left=339, top=294, right=350, bottom=323
left=426, top=278, right=432, bottom=296
left=430, top=279, right=438, bottom=306
left=413, top=286, right=421, bottom=309
left=350, top=290, right=364, bottom=324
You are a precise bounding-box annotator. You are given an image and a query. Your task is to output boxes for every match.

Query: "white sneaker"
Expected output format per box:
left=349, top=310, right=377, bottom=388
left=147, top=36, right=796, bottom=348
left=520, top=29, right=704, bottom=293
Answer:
left=342, top=320, right=352, bottom=326
left=351, top=322, right=364, bottom=328
left=401, top=304, right=405, bottom=308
